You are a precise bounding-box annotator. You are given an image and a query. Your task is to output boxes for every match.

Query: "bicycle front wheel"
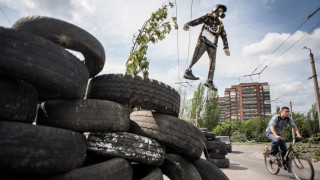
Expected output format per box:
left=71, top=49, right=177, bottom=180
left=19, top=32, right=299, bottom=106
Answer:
left=264, top=154, right=280, bottom=175
left=291, top=152, right=314, bottom=180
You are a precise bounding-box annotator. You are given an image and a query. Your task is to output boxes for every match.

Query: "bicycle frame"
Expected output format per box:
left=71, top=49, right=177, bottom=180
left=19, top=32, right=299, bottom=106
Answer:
left=267, top=139, right=294, bottom=169
left=264, top=138, right=315, bottom=180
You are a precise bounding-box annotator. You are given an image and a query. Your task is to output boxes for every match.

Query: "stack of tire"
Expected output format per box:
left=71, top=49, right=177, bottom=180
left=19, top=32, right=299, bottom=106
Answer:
left=200, top=128, right=230, bottom=168
left=0, top=16, right=229, bottom=180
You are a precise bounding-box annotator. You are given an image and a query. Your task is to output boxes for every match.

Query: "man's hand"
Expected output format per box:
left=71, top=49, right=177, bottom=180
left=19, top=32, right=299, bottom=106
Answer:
left=183, top=23, right=190, bottom=31
left=275, top=135, right=282, bottom=140
left=224, top=48, right=230, bottom=56
left=296, top=134, right=302, bottom=139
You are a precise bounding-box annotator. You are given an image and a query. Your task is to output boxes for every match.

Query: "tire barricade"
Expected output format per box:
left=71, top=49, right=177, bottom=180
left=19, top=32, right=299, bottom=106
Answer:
left=0, top=16, right=229, bottom=180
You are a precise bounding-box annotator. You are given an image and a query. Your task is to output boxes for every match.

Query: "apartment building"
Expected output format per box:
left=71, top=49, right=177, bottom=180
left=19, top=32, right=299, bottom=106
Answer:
left=219, top=82, right=271, bottom=121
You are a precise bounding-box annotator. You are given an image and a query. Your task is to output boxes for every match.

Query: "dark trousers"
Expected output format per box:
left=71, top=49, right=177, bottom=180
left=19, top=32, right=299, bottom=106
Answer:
left=266, top=133, right=289, bottom=167
left=187, top=40, right=217, bottom=81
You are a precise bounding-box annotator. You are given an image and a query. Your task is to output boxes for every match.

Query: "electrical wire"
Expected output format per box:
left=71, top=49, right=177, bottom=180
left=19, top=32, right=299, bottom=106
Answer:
left=37, top=0, right=46, bottom=15
left=23, top=0, right=31, bottom=15
left=0, top=6, right=12, bottom=25
left=263, top=21, right=320, bottom=72
left=185, top=0, right=194, bottom=68
left=247, top=7, right=320, bottom=77
left=28, top=0, right=38, bottom=15
left=175, top=0, right=181, bottom=83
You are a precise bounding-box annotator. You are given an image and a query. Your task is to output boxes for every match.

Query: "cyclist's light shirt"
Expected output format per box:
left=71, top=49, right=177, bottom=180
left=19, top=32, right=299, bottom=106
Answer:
left=265, top=114, right=296, bottom=136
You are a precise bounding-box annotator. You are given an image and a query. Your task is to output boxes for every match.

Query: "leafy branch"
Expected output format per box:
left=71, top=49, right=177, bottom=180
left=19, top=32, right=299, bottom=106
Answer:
left=125, top=2, right=178, bottom=78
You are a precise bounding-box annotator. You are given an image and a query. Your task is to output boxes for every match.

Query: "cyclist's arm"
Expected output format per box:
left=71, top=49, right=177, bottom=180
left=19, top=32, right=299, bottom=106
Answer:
left=294, top=126, right=302, bottom=138
left=270, top=126, right=281, bottom=140
left=288, top=117, right=302, bottom=138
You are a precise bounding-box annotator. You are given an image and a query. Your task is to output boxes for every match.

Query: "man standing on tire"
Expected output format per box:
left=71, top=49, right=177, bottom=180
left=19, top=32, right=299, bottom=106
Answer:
left=265, top=107, right=302, bottom=171
left=183, top=4, right=230, bottom=91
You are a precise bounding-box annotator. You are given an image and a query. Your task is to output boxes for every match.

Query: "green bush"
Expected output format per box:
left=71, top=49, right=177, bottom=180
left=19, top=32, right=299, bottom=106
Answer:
left=230, top=131, right=246, bottom=142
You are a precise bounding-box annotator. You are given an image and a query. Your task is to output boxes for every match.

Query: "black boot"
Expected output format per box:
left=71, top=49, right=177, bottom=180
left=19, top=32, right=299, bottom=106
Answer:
left=203, top=80, right=217, bottom=91
left=183, top=69, right=199, bottom=80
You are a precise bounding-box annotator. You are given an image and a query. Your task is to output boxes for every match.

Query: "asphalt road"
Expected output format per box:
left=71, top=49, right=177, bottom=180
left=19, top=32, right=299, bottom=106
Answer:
left=221, top=144, right=320, bottom=180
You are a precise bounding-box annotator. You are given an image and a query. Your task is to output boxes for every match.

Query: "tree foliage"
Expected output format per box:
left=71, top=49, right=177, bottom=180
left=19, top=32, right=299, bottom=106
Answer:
left=125, top=2, right=178, bottom=78
left=305, top=103, right=320, bottom=134
left=184, top=83, right=220, bottom=131
left=185, top=83, right=205, bottom=127
left=200, top=90, right=220, bottom=131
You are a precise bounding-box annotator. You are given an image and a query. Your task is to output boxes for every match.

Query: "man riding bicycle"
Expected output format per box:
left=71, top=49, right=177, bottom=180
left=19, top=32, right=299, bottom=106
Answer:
left=265, top=107, right=302, bottom=171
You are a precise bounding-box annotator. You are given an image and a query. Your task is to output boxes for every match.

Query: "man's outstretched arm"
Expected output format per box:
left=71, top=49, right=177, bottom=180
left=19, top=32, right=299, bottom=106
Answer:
left=183, top=14, right=208, bottom=31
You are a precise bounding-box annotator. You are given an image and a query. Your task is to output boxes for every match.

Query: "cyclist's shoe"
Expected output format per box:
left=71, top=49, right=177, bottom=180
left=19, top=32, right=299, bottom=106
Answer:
left=183, top=69, right=199, bottom=80
left=203, top=81, right=217, bottom=91
left=269, top=154, right=277, bottom=163
left=284, top=165, right=292, bottom=173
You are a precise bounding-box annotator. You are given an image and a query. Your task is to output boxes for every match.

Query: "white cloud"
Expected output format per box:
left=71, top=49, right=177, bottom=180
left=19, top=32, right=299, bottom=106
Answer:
left=242, top=32, right=290, bottom=57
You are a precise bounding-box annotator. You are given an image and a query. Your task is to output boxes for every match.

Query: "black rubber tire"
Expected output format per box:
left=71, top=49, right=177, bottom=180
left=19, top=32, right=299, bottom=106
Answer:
left=203, top=131, right=216, bottom=139
left=132, top=164, right=163, bottom=180
left=130, top=111, right=205, bottom=161
left=0, top=76, right=37, bottom=123
left=43, top=158, right=133, bottom=180
left=0, top=27, right=89, bottom=99
left=208, top=153, right=226, bottom=159
left=87, top=132, right=165, bottom=166
left=37, top=99, right=130, bottom=132
left=0, top=121, right=87, bottom=174
left=291, top=152, right=314, bottom=180
left=193, top=158, right=229, bottom=180
left=206, top=138, right=216, bottom=141
left=12, top=16, right=105, bottom=78
left=207, top=148, right=228, bottom=155
left=160, top=154, right=202, bottom=180
left=87, top=74, right=180, bottom=116
left=199, top=128, right=208, bottom=132
left=206, top=141, right=227, bottom=151
left=208, top=158, right=230, bottom=168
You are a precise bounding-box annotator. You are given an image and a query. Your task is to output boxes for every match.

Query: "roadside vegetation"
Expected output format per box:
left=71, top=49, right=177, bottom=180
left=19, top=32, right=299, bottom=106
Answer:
left=212, top=107, right=320, bottom=161
left=180, top=84, right=320, bottom=161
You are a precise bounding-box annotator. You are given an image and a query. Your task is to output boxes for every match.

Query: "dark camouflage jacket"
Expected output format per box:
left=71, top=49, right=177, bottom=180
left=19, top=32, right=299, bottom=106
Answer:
left=187, top=13, right=229, bottom=49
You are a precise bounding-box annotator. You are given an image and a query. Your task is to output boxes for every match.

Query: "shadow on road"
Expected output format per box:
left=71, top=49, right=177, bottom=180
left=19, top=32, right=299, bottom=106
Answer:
left=228, top=163, right=248, bottom=170
left=230, top=151, right=243, bottom=154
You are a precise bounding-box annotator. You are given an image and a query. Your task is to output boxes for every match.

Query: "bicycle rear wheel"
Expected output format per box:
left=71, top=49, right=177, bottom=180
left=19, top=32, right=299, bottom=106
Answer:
left=264, top=154, right=280, bottom=175
left=291, top=153, right=314, bottom=180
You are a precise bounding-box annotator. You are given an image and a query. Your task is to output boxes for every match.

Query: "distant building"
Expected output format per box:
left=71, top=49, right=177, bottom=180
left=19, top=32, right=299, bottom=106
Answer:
left=218, top=97, right=226, bottom=122
left=219, top=82, right=271, bottom=122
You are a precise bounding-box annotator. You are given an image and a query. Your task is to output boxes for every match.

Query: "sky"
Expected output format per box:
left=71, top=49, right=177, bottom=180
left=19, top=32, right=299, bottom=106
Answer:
left=0, top=0, right=320, bottom=115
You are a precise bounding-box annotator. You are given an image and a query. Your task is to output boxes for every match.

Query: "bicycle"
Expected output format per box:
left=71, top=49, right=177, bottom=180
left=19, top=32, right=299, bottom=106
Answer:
left=263, top=138, right=314, bottom=180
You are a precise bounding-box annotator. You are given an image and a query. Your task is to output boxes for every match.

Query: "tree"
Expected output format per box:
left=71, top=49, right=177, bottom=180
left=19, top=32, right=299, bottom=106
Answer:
left=306, top=103, right=320, bottom=134
left=125, top=2, right=178, bottom=78
left=185, top=83, right=205, bottom=127
left=200, top=90, right=220, bottom=131
left=281, top=112, right=308, bottom=139
left=213, top=120, right=241, bottom=137
left=178, top=86, right=188, bottom=119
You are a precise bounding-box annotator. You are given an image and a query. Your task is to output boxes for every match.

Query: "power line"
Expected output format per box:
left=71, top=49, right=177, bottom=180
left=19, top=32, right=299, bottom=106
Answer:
left=245, top=7, right=320, bottom=78
left=23, top=0, right=31, bottom=15
left=246, top=21, right=320, bottom=79
left=28, top=0, right=38, bottom=15
left=265, top=21, right=320, bottom=68
left=37, top=0, right=46, bottom=15
left=175, top=0, right=181, bottom=83
left=0, top=6, right=12, bottom=25
left=185, top=0, right=194, bottom=69
left=176, top=0, right=194, bottom=87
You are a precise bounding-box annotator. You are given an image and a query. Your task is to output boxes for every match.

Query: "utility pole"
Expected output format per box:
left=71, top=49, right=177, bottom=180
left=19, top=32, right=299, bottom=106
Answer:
left=302, top=46, right=320, bottom=130
left=290, top=101, right=296, bottom=144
